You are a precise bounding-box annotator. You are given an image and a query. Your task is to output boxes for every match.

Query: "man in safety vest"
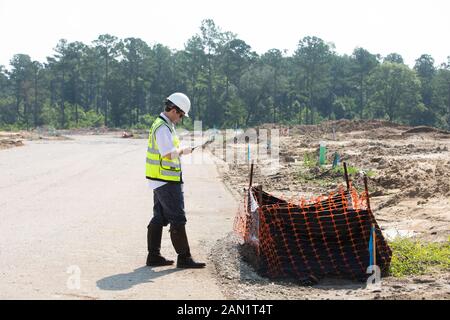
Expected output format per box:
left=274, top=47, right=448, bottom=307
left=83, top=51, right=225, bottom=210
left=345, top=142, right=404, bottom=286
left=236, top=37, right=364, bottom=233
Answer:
left=145, top=92, right=206, bottom=268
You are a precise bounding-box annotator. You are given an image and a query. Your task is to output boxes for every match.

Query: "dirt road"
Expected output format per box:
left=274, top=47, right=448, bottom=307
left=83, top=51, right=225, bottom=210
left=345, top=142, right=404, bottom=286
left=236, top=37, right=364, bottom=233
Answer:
left=0, top=134, right=237, bottom=299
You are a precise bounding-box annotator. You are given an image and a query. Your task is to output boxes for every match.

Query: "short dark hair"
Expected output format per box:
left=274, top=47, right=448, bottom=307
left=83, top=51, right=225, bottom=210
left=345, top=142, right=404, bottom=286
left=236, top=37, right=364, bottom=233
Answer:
left=164, top=99, right=176, bottom=112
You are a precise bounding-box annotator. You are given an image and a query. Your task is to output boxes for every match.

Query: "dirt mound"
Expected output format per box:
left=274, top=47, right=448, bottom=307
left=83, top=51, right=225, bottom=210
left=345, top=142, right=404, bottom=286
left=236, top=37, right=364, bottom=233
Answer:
left=402, top=126, right=450, bottom=135
left=259, top=119, right=407, bottom=134
left=0, top=132, right=25, bottom=150
left=374, top=160, right=450, bottom=199
left=0, top=130, right=71, bottom=151
left=0, top=131, right=29, bottom=139
left=0, top=138, right=24, bottom=150
left=257, top=120, right=412, bottom=142
left=320, top=119, right=407, bottom=133
left=57, top=127, right=123, bottom=135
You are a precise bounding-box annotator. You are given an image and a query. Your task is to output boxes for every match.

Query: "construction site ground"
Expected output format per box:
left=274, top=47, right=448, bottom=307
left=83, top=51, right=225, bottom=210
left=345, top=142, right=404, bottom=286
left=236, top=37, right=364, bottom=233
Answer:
left=1, top=120, right=449, bottom=300
left=210, top=120, right=450, bottom=300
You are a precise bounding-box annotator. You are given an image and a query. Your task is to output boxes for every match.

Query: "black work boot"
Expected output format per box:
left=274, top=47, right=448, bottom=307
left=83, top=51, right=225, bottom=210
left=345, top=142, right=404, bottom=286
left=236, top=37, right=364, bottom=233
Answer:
left=170, top=225, right=206, bottom=269
left=146, top=224, right=174, bottom=266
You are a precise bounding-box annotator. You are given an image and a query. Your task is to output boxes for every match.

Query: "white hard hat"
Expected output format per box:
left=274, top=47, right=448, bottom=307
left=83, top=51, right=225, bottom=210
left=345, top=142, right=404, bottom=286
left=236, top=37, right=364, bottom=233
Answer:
left=167, top=92, right=190, bottom=117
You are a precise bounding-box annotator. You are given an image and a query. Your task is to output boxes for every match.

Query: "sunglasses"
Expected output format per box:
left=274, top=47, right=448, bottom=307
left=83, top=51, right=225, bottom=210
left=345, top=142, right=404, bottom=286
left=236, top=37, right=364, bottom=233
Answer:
left=174, top=107, right=185, bottom=118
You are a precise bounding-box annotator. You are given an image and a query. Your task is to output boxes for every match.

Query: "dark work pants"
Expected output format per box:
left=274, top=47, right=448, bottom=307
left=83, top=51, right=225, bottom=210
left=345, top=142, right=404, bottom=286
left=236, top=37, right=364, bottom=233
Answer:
left=149, top=183, right=187, bottom=228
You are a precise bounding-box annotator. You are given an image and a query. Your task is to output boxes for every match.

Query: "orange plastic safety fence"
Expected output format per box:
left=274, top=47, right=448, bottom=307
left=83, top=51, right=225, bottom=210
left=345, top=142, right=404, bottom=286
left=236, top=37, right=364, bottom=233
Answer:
left=233, top=186, right=392, bottom=284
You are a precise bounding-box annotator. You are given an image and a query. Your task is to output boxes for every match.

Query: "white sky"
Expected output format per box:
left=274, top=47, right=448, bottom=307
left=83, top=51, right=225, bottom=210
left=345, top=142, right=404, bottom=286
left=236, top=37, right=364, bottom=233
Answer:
left=0, top=0, right=449, bottom=70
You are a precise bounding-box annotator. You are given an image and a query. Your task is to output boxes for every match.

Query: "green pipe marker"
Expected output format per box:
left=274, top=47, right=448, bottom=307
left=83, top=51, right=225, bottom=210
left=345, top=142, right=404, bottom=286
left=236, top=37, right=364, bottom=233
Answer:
left=332, top=152, right=340, bottom=168
left=319, top=142, right=327, bottom=165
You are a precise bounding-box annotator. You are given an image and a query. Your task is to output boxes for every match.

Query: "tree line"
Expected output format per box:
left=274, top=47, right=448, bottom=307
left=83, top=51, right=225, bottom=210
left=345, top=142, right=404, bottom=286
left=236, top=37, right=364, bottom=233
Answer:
left=1, top=19, right=449, bottom=131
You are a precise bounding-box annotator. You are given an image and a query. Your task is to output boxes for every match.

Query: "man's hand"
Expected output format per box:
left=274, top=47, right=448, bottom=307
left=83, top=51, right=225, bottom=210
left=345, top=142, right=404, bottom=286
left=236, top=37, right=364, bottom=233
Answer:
left=165, top=147, right=192, bottom=159
left=180, top=147, right=192, bottom=156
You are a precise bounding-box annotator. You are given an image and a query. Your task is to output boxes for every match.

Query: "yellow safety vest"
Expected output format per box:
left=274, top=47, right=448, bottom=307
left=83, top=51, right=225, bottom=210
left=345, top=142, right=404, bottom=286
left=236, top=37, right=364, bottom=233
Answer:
left=146, top=116, right=182, bottom=183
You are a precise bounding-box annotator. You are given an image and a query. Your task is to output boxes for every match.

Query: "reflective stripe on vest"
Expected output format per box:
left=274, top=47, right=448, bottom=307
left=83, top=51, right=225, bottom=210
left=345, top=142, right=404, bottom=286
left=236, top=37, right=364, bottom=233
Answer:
left=161, top=170, right=181, bottom=177
left=145, top=117, right=182, bottom=183
left=146, top=158, right=181, bottom=169
left=147, top=146, right=159, bottom=153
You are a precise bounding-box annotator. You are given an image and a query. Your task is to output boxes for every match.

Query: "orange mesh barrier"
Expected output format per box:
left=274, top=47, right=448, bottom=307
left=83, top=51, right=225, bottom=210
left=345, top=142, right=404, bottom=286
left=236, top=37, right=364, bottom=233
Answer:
left=234, top=185, right=392, bottom=284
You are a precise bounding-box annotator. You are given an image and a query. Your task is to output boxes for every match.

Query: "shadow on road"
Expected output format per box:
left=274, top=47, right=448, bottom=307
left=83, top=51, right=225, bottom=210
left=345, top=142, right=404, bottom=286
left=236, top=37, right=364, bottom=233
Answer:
left=96, top=266, right=181, bottom=291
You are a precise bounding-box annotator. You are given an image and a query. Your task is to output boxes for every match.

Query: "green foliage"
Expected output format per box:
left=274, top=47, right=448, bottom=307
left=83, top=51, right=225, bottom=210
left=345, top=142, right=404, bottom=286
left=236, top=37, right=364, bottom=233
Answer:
left=294, top=36, right=334, bottom=125
left=40, top=102, right=105, bottom=129
left=389, top=238, right=450, bottom=277
left=367, top=62, right=423, bottom=124
left=79, top=109, right=105, bottom=128
left=303, top=151, right=318, bottom=168
left=223, top=95, right=247, bottom=127
left=178, top=116, right=195, bottom=131
left=332, top=96, right=358, bottom=119
left=40, top=102, right=59, bottom=128
left=384, top=53, right=404, bottom=64
left=0, top=96, right=16, bottom=125
left=0, top=123, right=23, bottom=131
left=0, top=20, right=449, bottom=130
left=131, top=114, right=155, bottom=130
